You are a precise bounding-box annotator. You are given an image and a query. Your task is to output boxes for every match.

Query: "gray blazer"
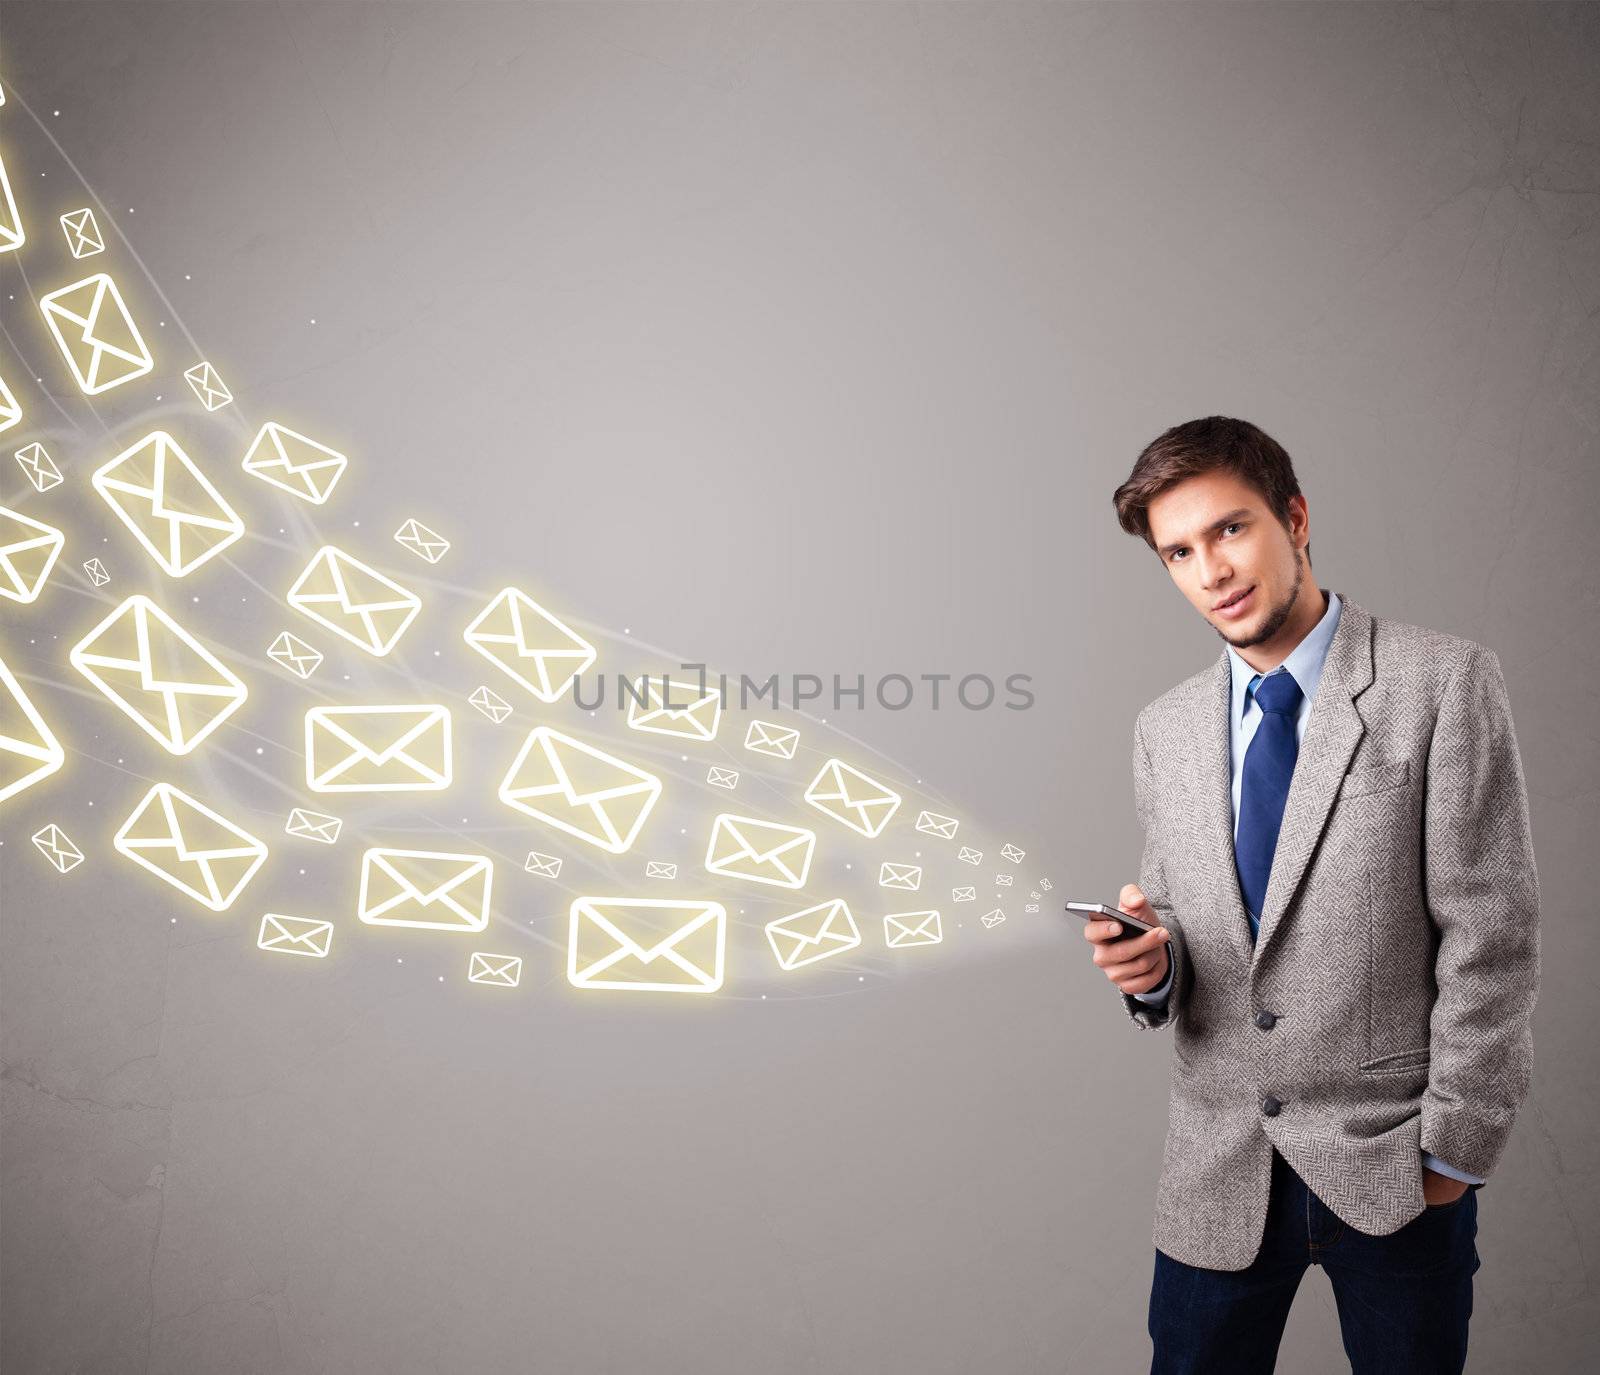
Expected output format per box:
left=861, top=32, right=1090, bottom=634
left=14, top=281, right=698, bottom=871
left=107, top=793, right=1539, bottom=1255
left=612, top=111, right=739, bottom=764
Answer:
left=1123, top=591, right=1539, bottom=1270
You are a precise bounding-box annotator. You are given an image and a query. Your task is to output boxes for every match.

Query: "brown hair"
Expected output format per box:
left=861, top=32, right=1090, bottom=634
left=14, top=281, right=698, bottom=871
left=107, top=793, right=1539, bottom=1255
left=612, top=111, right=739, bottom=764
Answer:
left=1113, top=416, right=1309, bottom=561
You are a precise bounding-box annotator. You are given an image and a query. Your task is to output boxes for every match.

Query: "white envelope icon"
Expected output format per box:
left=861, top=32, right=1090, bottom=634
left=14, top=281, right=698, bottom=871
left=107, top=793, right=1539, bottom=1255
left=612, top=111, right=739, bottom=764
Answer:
left=0, top=370, right=18, bottom=436
left=706, top=766, right=739, bottom=790
left=242, top=422, right=347, bottom=504
left=304, top=705, right=452, bottom=792
left=114, top=782, right=269, bottom=912
left=258, top=914, right=334, bottom=959
left=744, top=720, right=800, bottom=760
left=0, top=653, right=66, bottom=804
left=394, top=518, right=449, bottom=564
left=804, top=758, right=902, bottom=839
left=915, top=811, right=960, bottom=840
left=1039, top=878, right=1053, bottom=891
left=39, top=272, right=155, bottom=395
left=995, top=874, right=1013, bottom=887
left=765, top=899, right=861, bottom=972
left=0, top=150, right=23, bottom=254
left=0, top=505, right=66, bottom=604
left=957, top=847, right=983, bottom=865
left=59, top=207, right=104, bottom=258
left=14, top=443, right=63, bottom=493
left=92, top=431, right=246, bottom=578
left=285, top=808, right=342, bottom=845
left=1001, top=843, right=1026, bottom=864
left=952, top=887, right=977, bottom=902
left=468, top=952, right=523, bottom=987
left=884, top=911, right=943, bottom=948
left=183, top=361, right=232, bottom=411
left=878, top=862, right=922, bottom=891
left=468, top=686, right=513, bottom=723
left=286, top=546, right=421, bottom=657
left=463, top=587, right=596, bottom=703
left=358, top=849, right=493, bottom=931
left=645, top=860, right=678, bottom=880
left=981, top=910, right=1007, bottom=929
left=568, top=897, right=725, bottom=993
left=267, top=631, right=323, bottom=679
left=627, top=676, right=721, bottom=742
left=705, top=813, right=816, bottom=889
left=498, top=726, right=662, bottom=854
left=524, top=851, right=563, bottom=879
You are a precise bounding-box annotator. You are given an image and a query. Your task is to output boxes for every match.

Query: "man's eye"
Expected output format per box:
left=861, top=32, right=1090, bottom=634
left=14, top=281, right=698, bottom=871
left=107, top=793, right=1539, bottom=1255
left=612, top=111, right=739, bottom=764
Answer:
left=1223, top=523, right=1242, bottom=535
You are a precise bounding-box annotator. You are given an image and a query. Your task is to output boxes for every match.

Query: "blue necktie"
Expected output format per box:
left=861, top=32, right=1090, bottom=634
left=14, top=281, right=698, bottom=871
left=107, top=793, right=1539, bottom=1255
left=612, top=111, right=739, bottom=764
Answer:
left=1235, top=670, right=1303, bottom=942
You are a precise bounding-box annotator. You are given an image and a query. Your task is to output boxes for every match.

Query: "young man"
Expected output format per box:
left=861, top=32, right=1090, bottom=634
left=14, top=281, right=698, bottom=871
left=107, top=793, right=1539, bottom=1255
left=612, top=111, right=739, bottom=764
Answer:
left=1084, top=417, right=1539, bottom=1374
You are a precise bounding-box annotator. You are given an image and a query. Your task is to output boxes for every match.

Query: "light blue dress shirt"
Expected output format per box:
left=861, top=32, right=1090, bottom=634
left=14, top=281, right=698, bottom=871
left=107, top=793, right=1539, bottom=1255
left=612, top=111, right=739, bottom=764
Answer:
left=1130, top=588, right=1482, bottom=1185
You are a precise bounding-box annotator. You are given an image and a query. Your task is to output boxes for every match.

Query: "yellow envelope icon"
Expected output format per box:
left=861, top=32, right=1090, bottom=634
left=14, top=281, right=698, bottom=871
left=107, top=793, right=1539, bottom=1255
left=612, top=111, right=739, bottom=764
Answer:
left=705, top=813, right=815, bottom=890
left=0, top=370, right=21, bottom=435
left=32, top=824, right=84, bottom=874
left=39, top=272, right=154, bottom=395
left=59, top=207, right=104, bottom=259
left=957, top=847, right=983, bottom=865
left=468, top=686, right=513, bottom=723
left=952, top=887, right=977, bottom=902
left=804, top=758, right=902, bottom=839
left=70, top=595, right=249, bottom=755
left=358, top=848, right=492, bottom=931
left=915, top=810, right=960, bottom=840
left=885, top=910, right=943, bottom=948
left=14, top=442, right=63, bottom=493
left=92, top=431, right=245, bottom=578
left=744, top=720, right=800, bottom=760
left=878, top=862, right=922, bottom=891
left=114, top=782, right=269, bottom=912
left=1001, top=843, right=1026, bottom=863
left=183, top=361, right=232, bottom=411
left=305, top=704, right=452, bottom=793
left=394, top=518, right=449, bottom=564
left=287, top=546, right=421, bottom=657
left=285, top=807, right=342, bottom=845
left=0, top=654, right=65, bottom=804
left=82, top=558, right=111, bottom=587
left=0, top=150, right=23, bottom=254
left=242, top=422, right=347, bottom=504
left=707, top=766, right=739, bottom=790
left=462, top=587, right=596, bottom=703
left=258, top=914, right=333, bottom=959
left=645, top=860, right=678, bottom=880
left=627, top=676, right=721, bottom=743
left=468, top=952, right=522, bottom=987
left=0, top=506, right=65, bottom=603
left=267, top=631, right=323, bottom=679
left=568, top=897, right=725, bottom=994
left=498, top=726, right=661, bottom=854
left=981, top=909, right=1007, bottom=929
left=766, top=899, right=861, bottom=972
left=524, top=851, right=563, bottom=879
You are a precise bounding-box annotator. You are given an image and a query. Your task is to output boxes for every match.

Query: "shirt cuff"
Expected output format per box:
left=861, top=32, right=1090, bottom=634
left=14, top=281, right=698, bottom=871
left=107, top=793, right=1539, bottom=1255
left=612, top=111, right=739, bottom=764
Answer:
left=1131, top=957, right=1174, bottom=1006
left=1421, top=1152, right=1485, bottom=1186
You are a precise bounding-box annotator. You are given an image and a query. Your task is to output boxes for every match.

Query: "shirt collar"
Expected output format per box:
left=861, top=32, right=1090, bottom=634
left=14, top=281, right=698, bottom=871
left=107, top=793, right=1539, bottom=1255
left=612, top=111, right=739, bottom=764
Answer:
left=1228, top=587, right=1343, bottom=722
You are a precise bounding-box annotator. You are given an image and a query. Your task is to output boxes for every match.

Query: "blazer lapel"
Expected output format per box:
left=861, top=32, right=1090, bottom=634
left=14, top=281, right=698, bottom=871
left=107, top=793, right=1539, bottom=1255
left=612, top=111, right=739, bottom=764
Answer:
left=1251, top=592, right=1375, bottom=964
left=1194, top=651, right=1257, bottom=964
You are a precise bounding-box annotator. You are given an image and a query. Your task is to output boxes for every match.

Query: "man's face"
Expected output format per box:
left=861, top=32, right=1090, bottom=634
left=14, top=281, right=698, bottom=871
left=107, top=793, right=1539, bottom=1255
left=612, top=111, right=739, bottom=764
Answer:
left=1146, top=470, right=1310, bottom=650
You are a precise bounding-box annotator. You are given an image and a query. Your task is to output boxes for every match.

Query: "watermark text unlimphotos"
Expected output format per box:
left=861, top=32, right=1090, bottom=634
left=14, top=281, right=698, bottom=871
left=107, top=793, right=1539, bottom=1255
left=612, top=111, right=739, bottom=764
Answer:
left=572, top=666, right=1035, bottom=712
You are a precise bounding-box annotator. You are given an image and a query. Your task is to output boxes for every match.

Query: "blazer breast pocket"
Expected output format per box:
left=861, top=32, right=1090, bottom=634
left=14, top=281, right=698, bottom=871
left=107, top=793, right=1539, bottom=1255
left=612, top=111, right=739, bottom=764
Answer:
left=1339, top=756, right=1411, bottom=800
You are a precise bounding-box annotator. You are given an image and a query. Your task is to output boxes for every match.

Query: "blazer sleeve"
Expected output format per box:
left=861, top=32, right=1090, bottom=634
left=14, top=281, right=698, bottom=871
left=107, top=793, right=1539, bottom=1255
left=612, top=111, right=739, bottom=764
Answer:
left=1419, top=645, right=1541, bottom=1180
left=1123, top=712, right=1189, bottom=1031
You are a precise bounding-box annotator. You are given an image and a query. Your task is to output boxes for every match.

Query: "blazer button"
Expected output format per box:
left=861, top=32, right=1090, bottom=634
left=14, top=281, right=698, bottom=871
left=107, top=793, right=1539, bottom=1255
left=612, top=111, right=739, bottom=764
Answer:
left=1254, top=1009, right=1277, bottom=1030
left=1261, top=1094, right=1283, bottom=1117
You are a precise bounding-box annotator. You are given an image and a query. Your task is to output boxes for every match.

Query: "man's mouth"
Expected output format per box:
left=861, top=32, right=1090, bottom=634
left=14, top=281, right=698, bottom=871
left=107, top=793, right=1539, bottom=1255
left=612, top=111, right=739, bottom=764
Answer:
left=1213, top=586, right=1255, bottom=616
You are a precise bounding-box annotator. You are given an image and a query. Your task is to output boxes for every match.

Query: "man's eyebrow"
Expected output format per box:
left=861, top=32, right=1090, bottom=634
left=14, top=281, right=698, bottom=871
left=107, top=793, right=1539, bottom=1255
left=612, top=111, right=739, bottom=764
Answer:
left=1156, top=508, right=1252, bottom=558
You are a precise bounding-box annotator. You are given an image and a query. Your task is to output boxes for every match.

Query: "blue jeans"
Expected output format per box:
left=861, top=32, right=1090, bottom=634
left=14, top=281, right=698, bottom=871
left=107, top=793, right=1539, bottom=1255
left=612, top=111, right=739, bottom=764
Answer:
left=1149, top=1147, right=1480, bottom=1374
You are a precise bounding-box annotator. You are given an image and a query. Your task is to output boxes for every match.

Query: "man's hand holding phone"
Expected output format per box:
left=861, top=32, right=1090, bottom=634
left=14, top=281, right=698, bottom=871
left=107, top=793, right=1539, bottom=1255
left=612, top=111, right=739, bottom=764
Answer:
left=1083, top=883, right=1172, bottom=995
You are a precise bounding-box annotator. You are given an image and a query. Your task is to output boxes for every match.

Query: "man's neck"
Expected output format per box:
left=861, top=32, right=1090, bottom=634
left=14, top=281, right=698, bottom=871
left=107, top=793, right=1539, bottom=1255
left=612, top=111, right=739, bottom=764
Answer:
left=1234, top=584, right=1329, bottom=676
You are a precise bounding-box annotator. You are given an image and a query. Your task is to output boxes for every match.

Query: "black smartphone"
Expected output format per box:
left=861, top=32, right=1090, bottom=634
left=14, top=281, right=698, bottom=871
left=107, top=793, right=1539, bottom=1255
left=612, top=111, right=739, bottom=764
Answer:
left=1065, top=900, right=1159, bottom=942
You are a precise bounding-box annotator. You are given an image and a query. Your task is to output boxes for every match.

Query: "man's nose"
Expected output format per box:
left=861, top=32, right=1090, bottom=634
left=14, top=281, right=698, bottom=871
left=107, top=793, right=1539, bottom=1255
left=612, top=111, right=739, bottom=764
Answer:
left=1196, top=549, right=1232, bottom=588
